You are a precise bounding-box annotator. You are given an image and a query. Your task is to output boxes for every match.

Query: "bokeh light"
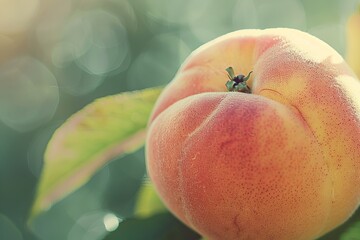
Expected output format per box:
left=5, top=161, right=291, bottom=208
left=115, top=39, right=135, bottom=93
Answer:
left=74, top=10, right=129, bottom=75
left=0, top=0, right=40, bottom=34
left=0, top=56, right=59, bottom=132
left=67, top=211, right=114, bottom=240
left=127, top=33, right=191, bottom=90
left=103, top=213, right=121, bottom=232
left=51, top=9, right=130, bottom=95
left=145, top=0, right=199, bottom=25
left=54, top=62, right=106, bottom=96
left=108, top=0, right=137, bottom=31
left=187, top=0, right=235, bottom=42
left=64, top=166, right=110, bottom=220
left=35, top=0, right=73, bottom=47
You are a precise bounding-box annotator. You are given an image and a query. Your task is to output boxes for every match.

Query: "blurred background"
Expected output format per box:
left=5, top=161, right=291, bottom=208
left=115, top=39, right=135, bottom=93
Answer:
left=0, top=0, right=360, bottom=239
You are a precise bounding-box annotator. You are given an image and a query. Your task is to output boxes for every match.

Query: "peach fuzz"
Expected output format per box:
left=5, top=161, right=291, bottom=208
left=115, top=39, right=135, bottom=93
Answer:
left=146, top=28, right=360, bottom=240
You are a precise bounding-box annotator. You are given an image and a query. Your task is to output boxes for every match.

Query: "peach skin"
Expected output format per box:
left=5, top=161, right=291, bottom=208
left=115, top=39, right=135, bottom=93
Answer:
left=146, top=28, right=360, bottom=240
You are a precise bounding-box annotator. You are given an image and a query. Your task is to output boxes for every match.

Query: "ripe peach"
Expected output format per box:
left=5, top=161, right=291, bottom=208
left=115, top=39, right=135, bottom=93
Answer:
left=146, top=28, right=360, bottom=240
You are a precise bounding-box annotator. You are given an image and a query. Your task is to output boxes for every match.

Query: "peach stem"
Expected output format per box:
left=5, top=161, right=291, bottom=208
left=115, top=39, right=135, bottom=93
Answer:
left=225, top=67, right=253, bottom=93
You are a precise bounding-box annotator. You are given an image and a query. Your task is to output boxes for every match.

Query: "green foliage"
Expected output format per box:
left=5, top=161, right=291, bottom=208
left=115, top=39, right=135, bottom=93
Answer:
left=29, top=87, right=163, bottom=221
left=341, top=221, right=360, bottom=240
left=134, top=181, right=167, bottom=218
left=103, top=212, right=201, bottom=240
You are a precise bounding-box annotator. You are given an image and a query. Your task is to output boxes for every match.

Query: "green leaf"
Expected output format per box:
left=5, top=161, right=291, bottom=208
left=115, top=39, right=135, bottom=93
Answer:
left=134, top=181, right=167, bottom=218
left=103, top=212, right=201, bottom=240
left=340, top=221, right=360, bottom=240
left=29, top=87, right=163, bottom=222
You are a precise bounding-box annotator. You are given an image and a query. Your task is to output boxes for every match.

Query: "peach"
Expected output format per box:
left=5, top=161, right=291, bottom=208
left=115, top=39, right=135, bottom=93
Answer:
left=146, top=28, right=360, bottom=240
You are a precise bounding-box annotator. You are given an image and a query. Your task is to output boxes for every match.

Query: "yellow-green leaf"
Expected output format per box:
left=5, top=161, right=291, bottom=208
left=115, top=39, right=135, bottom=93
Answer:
left=346, top=4, right=360, bottom=78
left=29, top=87, right=163, bottom=222
left=340, top=221, right=360, bottom=240
left=135, top=181, right=167, bottom=218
